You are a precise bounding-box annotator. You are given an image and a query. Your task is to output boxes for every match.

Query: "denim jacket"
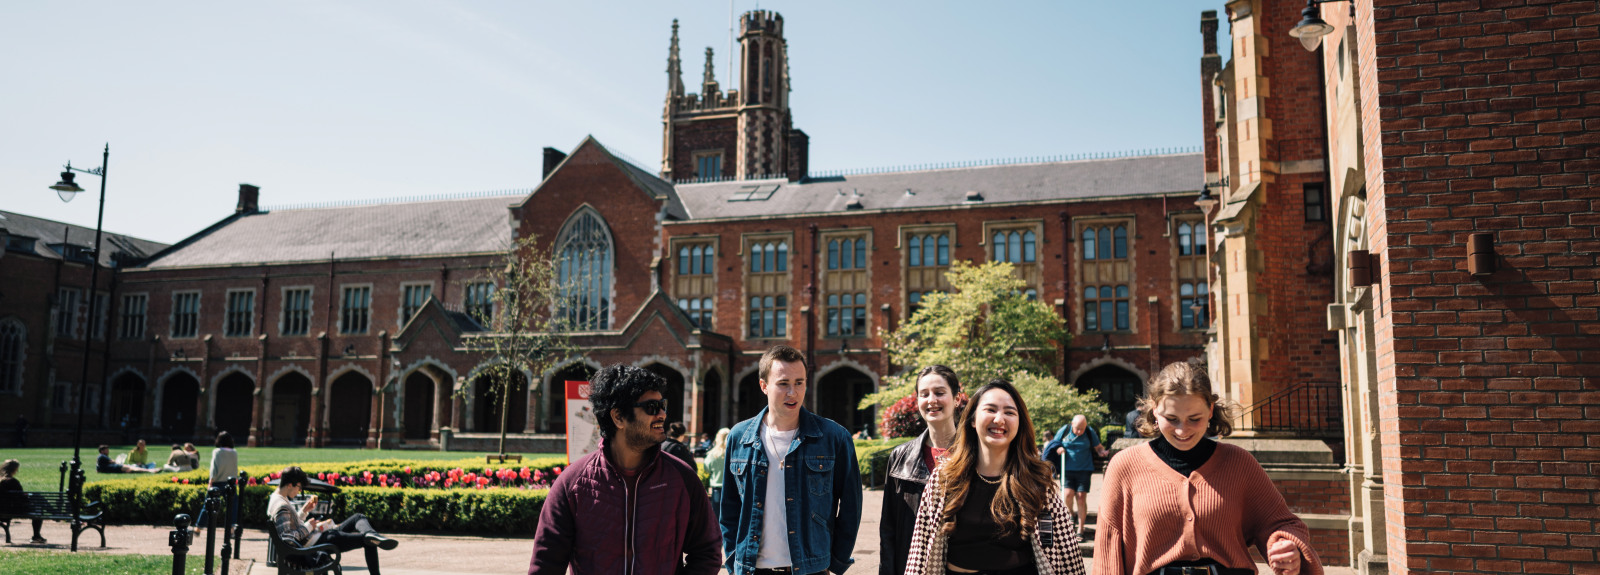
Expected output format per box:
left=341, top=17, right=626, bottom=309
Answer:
left=719, top=407, right=863, bottom=575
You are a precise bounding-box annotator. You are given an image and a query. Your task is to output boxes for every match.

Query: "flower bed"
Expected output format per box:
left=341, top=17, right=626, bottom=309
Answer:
left=85, top=457, right=567, bottom=534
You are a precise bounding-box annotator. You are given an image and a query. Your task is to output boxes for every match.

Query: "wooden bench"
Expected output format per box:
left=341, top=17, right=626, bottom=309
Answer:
left=265, top=493, right=342, bottom=574
left=0, top=491, right=107, bottom=549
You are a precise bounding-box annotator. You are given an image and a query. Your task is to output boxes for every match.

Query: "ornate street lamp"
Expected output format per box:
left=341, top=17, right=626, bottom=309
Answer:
left=1287, top=0, right=1353, bottom=52
left=49, top=144, right=111, bottom=479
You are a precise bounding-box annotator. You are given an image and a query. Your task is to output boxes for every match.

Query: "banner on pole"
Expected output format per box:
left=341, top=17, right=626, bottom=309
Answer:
left=565, top=380, right=599, bottom=464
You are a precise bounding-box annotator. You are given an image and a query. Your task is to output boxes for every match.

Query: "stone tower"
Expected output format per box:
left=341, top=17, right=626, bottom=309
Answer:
left=661, top=11, right=806, bottom=183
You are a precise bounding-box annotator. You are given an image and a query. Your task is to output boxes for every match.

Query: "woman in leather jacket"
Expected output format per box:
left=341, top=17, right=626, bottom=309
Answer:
left=879, top=365, right=963, bottom=575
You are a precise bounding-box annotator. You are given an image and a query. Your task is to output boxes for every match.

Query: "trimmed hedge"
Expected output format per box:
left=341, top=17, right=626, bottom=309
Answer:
left=853, top=437, right=913, bottom=487
left=84, top=457, right=562, bottom=534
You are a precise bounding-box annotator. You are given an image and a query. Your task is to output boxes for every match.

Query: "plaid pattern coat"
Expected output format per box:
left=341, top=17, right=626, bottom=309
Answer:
left=902, top=467, right=1086, bottom=575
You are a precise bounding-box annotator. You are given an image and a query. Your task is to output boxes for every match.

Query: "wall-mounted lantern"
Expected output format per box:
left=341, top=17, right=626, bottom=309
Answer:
left=1468, top=233, right=1496, bottom=276
left=1348, top=250, right=1373, bottom=288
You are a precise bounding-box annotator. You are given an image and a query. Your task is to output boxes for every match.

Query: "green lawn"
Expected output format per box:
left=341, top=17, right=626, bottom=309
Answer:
left=0, top=446, right=562, bottom=492
left=0, top=549, right=207, bottom=575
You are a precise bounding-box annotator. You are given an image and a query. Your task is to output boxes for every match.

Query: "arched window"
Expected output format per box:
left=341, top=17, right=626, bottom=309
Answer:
left=828, top=240, right=840, bottom=270
left=1194, top=224, right=1207, bottom=255
left=1022, top=231, right=1036, bottom=262
left=854, top=238, right=866, bottom=269
left=678, top=246, right=692, bottom=275
left=556, top=209, right=613, bottom=330
left=993, top=232, right=1008, bottom=262
left=0, top=319, right=24, bottom=393
left=937, top=235, right=949, bottom=265
left=1114, top=226, right=1128, bottom=258
left=1098, top=227, right=1112, bottom=259
left=1083, top=229, right=1097, bottom=260
left=1178, top=223, right=1193, bottom=256
left=690, top=246, right=704, bottom=275
left=701, top=245, right=715, bottom=273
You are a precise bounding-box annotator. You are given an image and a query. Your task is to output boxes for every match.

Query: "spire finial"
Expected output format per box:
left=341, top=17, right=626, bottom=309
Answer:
left=666, top=19, right=684, bottom=97
left=703, top=46, right=717, bottom=86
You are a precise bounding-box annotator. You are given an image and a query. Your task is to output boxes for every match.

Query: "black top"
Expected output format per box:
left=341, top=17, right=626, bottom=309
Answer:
left=96, top=453, right=119, bottom=472
left=945, top=476, right=1035, bottom=571
left=659, top=438, right=698, bottom=473
left=1149, top=435, right=1218, bottom=477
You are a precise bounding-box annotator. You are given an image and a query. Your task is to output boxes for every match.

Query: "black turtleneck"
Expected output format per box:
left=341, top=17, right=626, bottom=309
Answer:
left=1148, top=435, right=1217, bottom=477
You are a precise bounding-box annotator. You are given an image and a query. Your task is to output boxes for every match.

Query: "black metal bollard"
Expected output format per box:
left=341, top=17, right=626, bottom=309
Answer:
left=170, top=514, right=193, bottom=575
left=217, top=481, right=232, bottom=575
left=203, top=486, right=220, bottom=575
left=232, top=472, right=247, bottom=559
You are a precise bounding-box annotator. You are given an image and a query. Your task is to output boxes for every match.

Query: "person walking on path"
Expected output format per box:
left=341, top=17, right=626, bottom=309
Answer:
left=705, top=428, right=731, bottom=508
left=902, top=379, right=1086, bottom=575
left=1046, top=415, right=1108, bottom=536
left=528, top=364, right=722, bottom=575
left=270, top=466, right=398, bottom=575
left=879, top=365, right=964, bottom=575
left=661, top=421, right=699, bottom=473
left=1, top=459, right=46, bottom=544
left=199, top=431, right=240, bottom=528
left=1093, top=360, right=1322, bottom=575
left=720, top=345, right=862, bottom=575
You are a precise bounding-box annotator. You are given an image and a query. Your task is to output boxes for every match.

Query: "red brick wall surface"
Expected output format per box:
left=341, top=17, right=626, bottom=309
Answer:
left=1363, top=1, right=1600, bottom=573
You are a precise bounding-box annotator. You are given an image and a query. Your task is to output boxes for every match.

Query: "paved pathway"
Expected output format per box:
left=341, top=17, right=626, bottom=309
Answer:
left=9, top=480, right=1350, bottom=574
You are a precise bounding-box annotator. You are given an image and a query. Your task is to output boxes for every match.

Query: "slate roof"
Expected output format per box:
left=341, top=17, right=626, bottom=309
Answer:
left=0, top=210, right=168, bottom=267
left=671, top=152, right=1204, bottom=220
left=141, top=193, right=521, bottom=268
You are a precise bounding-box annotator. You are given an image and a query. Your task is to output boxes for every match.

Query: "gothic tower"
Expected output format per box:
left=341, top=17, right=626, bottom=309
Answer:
left=661, top=11, right=806, bottom=183
left=735, top=10, right=789, bottom=179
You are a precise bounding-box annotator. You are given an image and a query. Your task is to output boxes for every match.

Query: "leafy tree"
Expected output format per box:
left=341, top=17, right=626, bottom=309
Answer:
left=462, top=235, right=575, bottom=461
left=858, top=261, right=1106, bottom=437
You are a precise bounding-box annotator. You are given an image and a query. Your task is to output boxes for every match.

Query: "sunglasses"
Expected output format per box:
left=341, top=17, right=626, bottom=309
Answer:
left=633, top=399, right=668, bottom=416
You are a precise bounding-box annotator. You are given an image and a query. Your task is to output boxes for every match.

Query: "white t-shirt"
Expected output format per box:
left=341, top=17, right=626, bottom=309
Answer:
left=755, top=424, right=800, bottom=569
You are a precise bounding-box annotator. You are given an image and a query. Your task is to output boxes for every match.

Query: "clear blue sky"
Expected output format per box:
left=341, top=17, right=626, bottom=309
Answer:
left=2, top=1, right=1225, bottom=245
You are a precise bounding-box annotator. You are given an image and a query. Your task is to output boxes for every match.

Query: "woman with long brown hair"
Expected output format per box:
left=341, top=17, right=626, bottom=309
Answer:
left=903, top=379, right=1085, bottom=575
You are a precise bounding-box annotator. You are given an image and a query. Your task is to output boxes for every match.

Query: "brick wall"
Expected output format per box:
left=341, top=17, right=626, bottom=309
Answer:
left=1274, top=477, right=1352, bottom=515
left=1362, top=0, right=1600, bottom=573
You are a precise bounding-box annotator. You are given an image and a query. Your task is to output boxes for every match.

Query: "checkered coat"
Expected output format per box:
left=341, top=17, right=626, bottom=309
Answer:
left=901, top=467, right=1086, bottom=575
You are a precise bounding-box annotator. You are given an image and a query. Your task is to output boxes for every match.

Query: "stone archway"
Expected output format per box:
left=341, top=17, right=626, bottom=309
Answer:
left=212, top=372, right=255, bottom=440
left=737, top=371, right=763, bottom=422
left=403, top=371, right=436, bottom=440
left=160, top=372, right=200, bottom=442
left=326, top=371, right=373, bottom=446
left=1075, top=364, right=1143, bottom=419
left=472, top=371, right=528, bottom=434
left=270, top=373, right=312, bottom=446
left=642, top=363, right=688, bottom=425
left=701, top=369, right=724, bottom=432
left=814, top=364, right=876, bottom=436
left=110, top=372, right=147, bottom=436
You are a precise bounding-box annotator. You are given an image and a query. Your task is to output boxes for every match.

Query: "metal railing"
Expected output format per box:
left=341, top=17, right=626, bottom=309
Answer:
left=1235, top=381, right=1342, bottom=438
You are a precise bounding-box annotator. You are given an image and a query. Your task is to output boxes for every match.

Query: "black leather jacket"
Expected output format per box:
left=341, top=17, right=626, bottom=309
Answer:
left=879, top=432, right=934, bottom=575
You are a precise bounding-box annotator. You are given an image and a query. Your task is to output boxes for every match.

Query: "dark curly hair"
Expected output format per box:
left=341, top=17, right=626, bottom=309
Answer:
left=279, top=466, right=309, bottom=488
left=590, top=364, right=665, bottom=439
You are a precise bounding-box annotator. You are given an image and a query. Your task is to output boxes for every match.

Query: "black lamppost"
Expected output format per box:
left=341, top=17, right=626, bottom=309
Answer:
left=49, top=144, right=111, bottom=476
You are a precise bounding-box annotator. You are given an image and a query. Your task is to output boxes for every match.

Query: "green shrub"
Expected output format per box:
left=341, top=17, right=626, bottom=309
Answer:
left=852, top=437, right=912, bottom=487
left=1100, top=425, right=1124, bottom=444
left=84, top=457, right=558, bottom=534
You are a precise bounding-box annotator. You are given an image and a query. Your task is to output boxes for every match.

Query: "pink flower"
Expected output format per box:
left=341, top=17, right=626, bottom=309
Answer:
left=553, top=466, right=563, bottom=476
left=403, top=466, right=412, bottom=474
left=180, top=479, right=189, bottom=484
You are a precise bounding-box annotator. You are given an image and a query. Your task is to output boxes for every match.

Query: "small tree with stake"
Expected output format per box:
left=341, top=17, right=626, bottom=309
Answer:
left=859, top=261, right=1107, bottom=436
left=462, top=235, right=574, bottom=462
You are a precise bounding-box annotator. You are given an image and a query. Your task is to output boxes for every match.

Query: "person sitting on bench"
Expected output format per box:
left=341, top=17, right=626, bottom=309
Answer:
left=1, top=459, right=46, bottom=544
left=96, top=445, right=156, bottom=474
left=269, top=466, right=398, bottom=575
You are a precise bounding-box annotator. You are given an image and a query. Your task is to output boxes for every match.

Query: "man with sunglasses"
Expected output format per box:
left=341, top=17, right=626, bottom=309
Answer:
left=720, top=345, right=863, bottom=575
left=529, top=364, right=721, bottom=575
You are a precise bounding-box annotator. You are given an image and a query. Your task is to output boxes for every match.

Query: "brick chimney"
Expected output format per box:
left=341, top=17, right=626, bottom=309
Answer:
left=786, top=129, right=809, bottom=182
left=543, top=147, right=568, bottom=180
left=236, top=184, right=260, bottom=214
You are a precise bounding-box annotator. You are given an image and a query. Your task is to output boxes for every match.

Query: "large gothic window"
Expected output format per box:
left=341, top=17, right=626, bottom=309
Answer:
left=557, top=209, right=614, bottom=330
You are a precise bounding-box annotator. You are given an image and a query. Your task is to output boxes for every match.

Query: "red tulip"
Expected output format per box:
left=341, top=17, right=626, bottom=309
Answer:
left=181, top=479, right=189, bottom=484
left=403, top=466, right=412, bottom=474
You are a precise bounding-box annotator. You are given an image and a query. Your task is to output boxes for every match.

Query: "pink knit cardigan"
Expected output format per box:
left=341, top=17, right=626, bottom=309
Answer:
left=1091, top=442, right=1323, bottom=575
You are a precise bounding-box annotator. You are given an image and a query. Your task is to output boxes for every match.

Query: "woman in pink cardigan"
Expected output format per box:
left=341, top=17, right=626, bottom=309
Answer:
left=1093, top=360, right=1322, bottom=575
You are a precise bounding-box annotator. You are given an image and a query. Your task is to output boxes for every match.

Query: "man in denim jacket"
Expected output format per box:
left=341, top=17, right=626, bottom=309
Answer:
left=720, top=345, right=862, bottom=575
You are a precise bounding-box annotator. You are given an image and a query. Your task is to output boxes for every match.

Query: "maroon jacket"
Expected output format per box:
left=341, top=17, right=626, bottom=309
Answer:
left=529, top=438, right=722, bottom=575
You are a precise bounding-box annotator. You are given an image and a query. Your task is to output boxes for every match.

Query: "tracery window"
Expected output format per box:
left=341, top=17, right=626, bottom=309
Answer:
left=557, top=210, right=614, bottom=330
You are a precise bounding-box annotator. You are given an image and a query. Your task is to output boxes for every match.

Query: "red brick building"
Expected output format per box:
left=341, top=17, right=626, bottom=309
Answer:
left=0, top=211, right=167, bottom=445
left=18, top=11, right=1215, bottom=457
left=1204, top=1, right=1599, bottom=573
